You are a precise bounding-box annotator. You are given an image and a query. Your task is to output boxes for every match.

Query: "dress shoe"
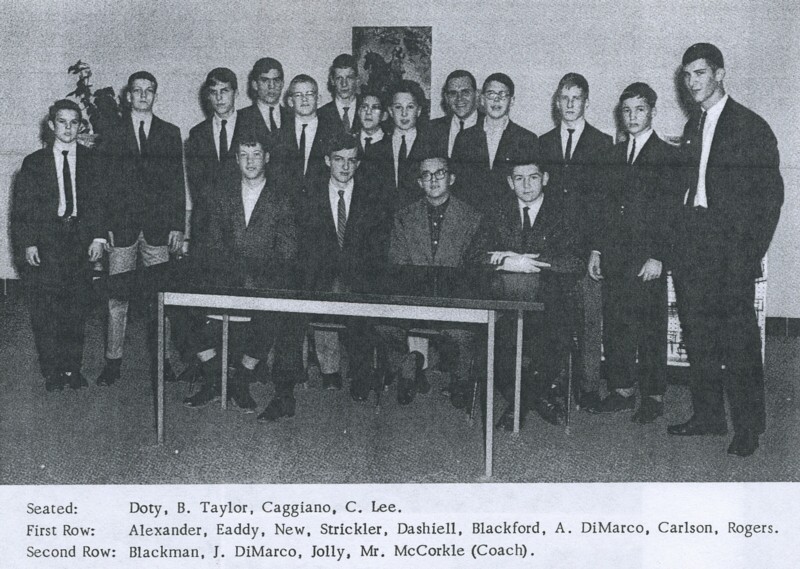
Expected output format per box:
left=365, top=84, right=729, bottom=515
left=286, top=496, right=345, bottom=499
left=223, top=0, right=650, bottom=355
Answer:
left=632, top=397, right=664, bottom=424
left=257, top=395, right=296, bottom=422
left=228, top=383, right=257, bottom=413
left=397, top=352, right=424, bottom=405
left=177, top=362, right=202, bottom=384
left=586, top=392, right=636, bottom=414
left=496, top=403, right=527, bottom=432
left=727, top=431, right=759, bottom=457
left=96, top=358, right=121, bottom=386
left=44, top=372, right=64, bottom=392
left=321, top=372, right=343, bottom=390
left=183, top=382, right=221, bottom=408
left=64, top=371, right=88, bottom=390
left=532, top=396, right=564, bottom=426
left=667, top=416, right=727, bottom=436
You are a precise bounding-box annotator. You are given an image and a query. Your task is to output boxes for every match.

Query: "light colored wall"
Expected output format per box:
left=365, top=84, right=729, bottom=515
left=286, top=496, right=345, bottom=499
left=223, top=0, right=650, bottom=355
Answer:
left=2, top=0, right=798, bottom=316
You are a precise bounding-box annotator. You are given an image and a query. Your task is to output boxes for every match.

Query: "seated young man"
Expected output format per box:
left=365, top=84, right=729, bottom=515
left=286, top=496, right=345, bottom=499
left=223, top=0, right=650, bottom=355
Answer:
left=182, top=132, right=304, bottom=423
left=376, top=154, right=484, bottom=407
left=485, top=153, right=584, bottom=428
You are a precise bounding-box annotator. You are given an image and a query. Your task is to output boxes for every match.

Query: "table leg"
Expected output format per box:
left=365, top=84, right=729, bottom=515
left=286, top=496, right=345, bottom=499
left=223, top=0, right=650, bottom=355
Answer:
left=514, top=309, right=523, bottom=434
left=157, top=293, right=165, bottom=444
left=485, top=310, right=496, bottom=478
left=221, top=314, right=229, bottom=410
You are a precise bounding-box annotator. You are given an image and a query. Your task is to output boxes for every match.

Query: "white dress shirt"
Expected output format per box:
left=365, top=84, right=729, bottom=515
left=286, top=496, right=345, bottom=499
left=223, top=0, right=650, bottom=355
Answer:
left=335, top=98, right=357, bottom=126
left=295, top=116, right=318, bottom=175
left=392, top=128, right=417, bottom=186
left=257, top=101, right=281, bottom=131
left=518, top=194, right=544, bottom=230
left=448, top=110, right=478, bottom=157
left=213, top=111, right=237, bottom=159
left=241, top=179, right=266, bottom=226
left=329, top=178, right=354, bottom=233
left=484, top=116, right=509, bottom=169
left=561, top=118, right=586, bottom=159
left=688, top=93, right=729, bottom=207
left=131, top=112, right=153, bottom=152
left=53, top=141, right=78, bottom=217
left=627, top=127, right=654, bottom=164
left=360, top=129, right=384, bottom=149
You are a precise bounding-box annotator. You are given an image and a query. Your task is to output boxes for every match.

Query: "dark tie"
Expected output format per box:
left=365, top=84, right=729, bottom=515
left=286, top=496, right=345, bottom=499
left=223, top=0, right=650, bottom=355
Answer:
left=685, top=111, right=707, bottom=207
left=628, top=137, right=636, bottom=165
left=219, top=119, right=228, bottom=161
left=364, top=137, right=372, bottom=154
left=138, top=120, right=147, bottom=155
left=337, top=190, right=347, bottom=248
left=522, top=206, right=531, bottom=233
left=299, top=123, right=307, bottom=164
left=398, top=135, right=408, bottom=187
left=342, top=107, right=351, bottom=132
left=459, top=119, right=465, bottom=132
left=564, top=128, right=574, bottom=162
left=269, top=106, right=278, bottom=132
left=62, top=150, right=74, bottom=217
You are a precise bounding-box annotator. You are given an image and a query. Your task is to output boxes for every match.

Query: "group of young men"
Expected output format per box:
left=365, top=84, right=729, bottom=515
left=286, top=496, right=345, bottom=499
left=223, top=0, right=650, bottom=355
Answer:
left=13, top=42, right=782, bottom=458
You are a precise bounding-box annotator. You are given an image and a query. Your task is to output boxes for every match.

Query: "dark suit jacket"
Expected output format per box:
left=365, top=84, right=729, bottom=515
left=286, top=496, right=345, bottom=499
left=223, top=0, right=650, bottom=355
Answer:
left=370, top=128, right=433, bottom=209
left=388, top=195, right=483, bottom=267
left=101, top=114, right=185, bottom=239
left=595, top=132, right=682, bottom=278
left=268, top=117, right=334, bottom=199
left=451, top=120, right=538, bottom=214
left=12, top=144, right=105, bottom=254
left=428, top=112, right=485, bottom=159
left=237, top=102, right=292, bottom=149
left=303, top=177, right=391, bottom=285
left=486, top=193, right=583, bottom=275
left=318, top=100, right=360, bottom=137
left=679, top=97, right=784, bottom=279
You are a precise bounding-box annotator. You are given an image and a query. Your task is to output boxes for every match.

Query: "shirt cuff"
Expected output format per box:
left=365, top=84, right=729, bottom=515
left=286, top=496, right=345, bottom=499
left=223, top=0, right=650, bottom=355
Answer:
left=92, top=238, right=107, bottom=244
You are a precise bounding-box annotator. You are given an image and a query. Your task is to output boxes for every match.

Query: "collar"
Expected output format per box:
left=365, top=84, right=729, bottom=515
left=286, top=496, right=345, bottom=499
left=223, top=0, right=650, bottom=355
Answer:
left=630, top=127, right=654, bottom=146
left=329, top=177, right=354, bottom=196
left=561, top=118, right=585, bottom=138
left=131, top=111, right=153, bottom=126
left=213, top=111, right=236, bottom=127
left=53, top=140, right=77, bottom=154
left=704, top=93, right=729, bottom=120
left=295, top=115, right=318, bottom=128
left=518, top=193, right=544, bottom=213
left=335, top=98, right=356, bottom=115
left=393, top=127, right=417, bottom=140
left=451, top=110, right=478, bottom=130
left=361, top=129, right=384, bottom=143
left=426, top=196, right=450, bottom=214
left=257, top=100, right=281, bottom=113
left=484, top=115, right=509, bottom=133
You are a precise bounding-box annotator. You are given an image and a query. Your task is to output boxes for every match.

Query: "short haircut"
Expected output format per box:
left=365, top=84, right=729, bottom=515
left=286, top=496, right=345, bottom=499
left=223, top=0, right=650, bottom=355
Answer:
left=483, top=72, right=515, bottom=97
left=288, top=74, right=318, bottom=93
left=444, top=69, right=477, bottom=92
left=682, top=42, right=725, bottom=70
left=327, top=53, right=359, bottom=95
left=48, top=99, right=83, bottom=123
left=619, top=82, right=658, bottom=107
left=507, top=150, right=544, bottom=172
left=390, top=79, right=426, bottom=107
left=204, top=67, right=238, bottom=91
left=357, top=87, right=386, bottom=111
left=235, top=129, right=268, bottom=152
left=556, top=72, right=589, bottom=96
left=127, top=71, right=158, bottom=93
left=250, top=57, right=284, bottom=80
left=324, top=131, right=360, bottom=157
left=418, top=153, right=450, bottom=172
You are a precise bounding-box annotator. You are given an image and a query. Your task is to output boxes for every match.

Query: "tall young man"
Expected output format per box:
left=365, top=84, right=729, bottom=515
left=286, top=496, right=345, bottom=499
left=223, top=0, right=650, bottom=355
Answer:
left=429, top=69, right=482, bottom=159
left=318, top=54, right=360, bottom=135
left=238, top=57, right=291, bottom=144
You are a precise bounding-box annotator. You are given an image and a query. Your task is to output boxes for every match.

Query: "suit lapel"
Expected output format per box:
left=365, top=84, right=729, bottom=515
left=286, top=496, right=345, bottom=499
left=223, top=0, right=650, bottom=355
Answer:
left=409, top=201, right=433, bottom=264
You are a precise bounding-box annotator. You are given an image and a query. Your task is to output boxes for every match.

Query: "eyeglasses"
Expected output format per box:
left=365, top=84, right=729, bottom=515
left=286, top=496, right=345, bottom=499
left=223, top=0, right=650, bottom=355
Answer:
left=358, top=103, right=383, bottom=113
left=291, top=91, right=317, bottom=100
left=418, top=168, right=449, bottom=183
left=446, top=88, right=475, bottom=99
left=484, top=90, right=511, bottom=101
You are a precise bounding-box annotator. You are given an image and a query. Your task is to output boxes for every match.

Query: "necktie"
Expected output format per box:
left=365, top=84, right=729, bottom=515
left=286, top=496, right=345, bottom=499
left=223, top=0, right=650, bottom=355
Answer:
left=522, top=206, right=531, bottom=233
left=686, top=111, right=707, bottom=207
left=342, top=107, right=351, bottom=132
left=628, top=137, right=636, bottom=165
left=459, top=119, right=465, bottom=132
left=565, top=128, right=574, bottom=162
left=299, top=123, right=307, bottom=168
left=364, top=137, right=372, bottom=154
left=269, top=106, right=278, bottom=132
left=337, top=190, right=347, bottom=248
left=138, top=120, right=147, bottom=155
left=219, top=119, right=228, bottom=161
left=62, top=150, right=74, bottom=217
left=398, top=135, right=408, bottom=187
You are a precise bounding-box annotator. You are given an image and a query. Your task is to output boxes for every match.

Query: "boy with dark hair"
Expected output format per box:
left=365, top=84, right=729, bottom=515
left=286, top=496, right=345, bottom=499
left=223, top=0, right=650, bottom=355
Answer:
left=319, top=53, right=360, bottom=135
left=239, top=57, right=291, bottom=143
left=429, top=69, right=482, bottom=159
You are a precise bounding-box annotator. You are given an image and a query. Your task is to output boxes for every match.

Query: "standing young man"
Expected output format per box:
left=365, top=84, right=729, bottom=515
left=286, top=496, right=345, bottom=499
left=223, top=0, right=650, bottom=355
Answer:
left=669, top=43, right=783, bottom=457
left=96, top=71, right=185, bottom=386
left=428, top=70, right=482, bottom=159
left=238, top=57, right=291, bottom=145
left=12, top=100, right=105, bottom=390
left=318, top=54, right=360, bottom=136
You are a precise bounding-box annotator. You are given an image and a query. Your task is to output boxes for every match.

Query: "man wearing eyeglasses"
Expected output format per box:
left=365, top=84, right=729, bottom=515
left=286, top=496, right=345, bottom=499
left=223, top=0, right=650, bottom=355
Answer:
left=376, top=155, right=484, bottom=408
left=428, top=70, right=483, bottom=159
left=303, top=132, right=391, bottom=398
left=238, top=57, right=291, bottom=146
left=452, top=73, right=538, bottom=215
left=318, top=54, right=361, bottom=136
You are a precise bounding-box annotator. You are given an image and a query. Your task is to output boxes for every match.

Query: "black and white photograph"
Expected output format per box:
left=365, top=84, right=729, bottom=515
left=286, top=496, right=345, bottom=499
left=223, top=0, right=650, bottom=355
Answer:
left=0, top=0, right=798, bottom=567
